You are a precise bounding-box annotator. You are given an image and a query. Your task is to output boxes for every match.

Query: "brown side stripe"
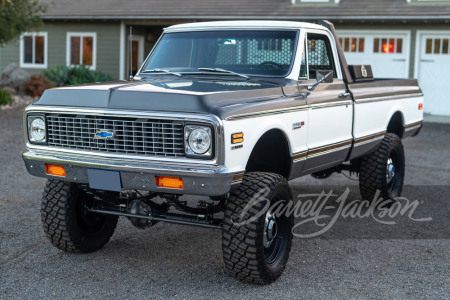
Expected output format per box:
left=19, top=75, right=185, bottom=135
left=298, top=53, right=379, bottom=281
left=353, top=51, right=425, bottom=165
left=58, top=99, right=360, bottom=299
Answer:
left=308, top=140, right=353, bottom=156
left=292, top=140, right=352, bottom=162
left=292, top=151, right=308, bottom=161
left=354, top=131, right=386, bottom=145
left=292, top=126, right=416, bottom=163
left=405, top=121, right=422, bottom=130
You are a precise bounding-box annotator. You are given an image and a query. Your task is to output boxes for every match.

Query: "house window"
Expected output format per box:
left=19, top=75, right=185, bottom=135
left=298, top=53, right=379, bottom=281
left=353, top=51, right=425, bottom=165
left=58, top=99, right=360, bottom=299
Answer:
left=373, top=38, right=403, bottom=54
left=20, top=32, right=47, bottom=68
left=338, top=37, right=365, bottom=53
left=66, top=32, right=96, bottom=69
left=426, top=38, right=449, bottom=54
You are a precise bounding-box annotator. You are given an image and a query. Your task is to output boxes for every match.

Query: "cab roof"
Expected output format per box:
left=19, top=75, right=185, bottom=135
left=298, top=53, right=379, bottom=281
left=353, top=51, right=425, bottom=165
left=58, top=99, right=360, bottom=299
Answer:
left=165, top=20, right=327, bottom=32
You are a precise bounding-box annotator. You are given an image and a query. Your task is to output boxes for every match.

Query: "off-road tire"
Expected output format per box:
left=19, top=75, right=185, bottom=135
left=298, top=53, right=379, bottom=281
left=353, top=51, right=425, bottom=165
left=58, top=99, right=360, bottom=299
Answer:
left=359, top=133, right=405, bottom=201
left=222, top=172, right=294, bottom=284
left=41, top=179, right=118, bottom=253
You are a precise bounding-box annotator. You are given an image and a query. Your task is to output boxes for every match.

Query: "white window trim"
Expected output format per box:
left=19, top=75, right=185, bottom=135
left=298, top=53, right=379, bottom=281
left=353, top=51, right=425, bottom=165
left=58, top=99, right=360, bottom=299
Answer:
left=119, top=22, right=126, bottom=80
left=66, top=32, right=97, bottom=70
left=20, top=32, right=48, bottom=69
left=130, top=35, right=145, bottom=73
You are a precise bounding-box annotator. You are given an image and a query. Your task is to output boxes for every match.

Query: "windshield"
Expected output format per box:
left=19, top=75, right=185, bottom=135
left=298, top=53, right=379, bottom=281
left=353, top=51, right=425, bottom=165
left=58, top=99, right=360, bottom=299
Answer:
left=141, top=30, right=298, bottom=77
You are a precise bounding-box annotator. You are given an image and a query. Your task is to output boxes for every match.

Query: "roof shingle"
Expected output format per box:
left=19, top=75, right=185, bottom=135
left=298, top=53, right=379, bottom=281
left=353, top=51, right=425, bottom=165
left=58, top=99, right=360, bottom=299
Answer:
left=40, top=0, right=450, bottom=20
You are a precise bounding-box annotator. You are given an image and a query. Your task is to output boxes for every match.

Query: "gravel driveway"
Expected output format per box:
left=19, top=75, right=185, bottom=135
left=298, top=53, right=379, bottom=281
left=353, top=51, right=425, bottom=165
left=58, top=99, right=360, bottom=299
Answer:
left=1, top=106, right=449, bottom=299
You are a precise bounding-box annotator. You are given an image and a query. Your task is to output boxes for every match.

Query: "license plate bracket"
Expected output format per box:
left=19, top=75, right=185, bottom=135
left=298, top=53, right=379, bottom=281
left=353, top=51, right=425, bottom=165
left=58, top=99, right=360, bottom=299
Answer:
left=87, top=168, right=122, bottom=192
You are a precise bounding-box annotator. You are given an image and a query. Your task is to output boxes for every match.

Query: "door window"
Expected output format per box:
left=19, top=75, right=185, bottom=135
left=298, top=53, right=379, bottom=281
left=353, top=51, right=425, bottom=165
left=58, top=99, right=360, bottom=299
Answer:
left=300, top=33, right=337, bottom=79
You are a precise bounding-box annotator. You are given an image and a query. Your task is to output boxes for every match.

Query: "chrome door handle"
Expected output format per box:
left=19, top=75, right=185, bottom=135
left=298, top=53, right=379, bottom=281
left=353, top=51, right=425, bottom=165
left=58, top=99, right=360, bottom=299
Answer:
left=339, top=92, right=351, bottom=98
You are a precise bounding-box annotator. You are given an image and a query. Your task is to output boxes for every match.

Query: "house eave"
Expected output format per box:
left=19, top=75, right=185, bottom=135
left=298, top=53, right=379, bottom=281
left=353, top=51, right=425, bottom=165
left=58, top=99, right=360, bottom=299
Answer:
left=41, top=15, right=450, bottom=21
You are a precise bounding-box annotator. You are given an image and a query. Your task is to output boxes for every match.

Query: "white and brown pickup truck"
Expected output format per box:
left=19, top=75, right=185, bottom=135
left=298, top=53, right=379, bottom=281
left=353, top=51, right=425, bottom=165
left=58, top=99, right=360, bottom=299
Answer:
left=23, top=20, right=423, bottom=284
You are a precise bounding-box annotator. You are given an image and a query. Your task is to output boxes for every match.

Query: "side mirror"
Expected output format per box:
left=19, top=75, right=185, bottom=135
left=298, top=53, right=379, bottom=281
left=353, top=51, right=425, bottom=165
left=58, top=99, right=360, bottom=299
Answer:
left=308, top=70, right=334, bottom=91
left=316, top=70, right=334, bottom=83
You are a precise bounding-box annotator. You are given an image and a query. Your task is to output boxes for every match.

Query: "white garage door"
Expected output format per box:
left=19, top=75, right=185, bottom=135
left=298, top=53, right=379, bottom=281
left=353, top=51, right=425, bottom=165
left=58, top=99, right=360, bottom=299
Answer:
left=337, top=31, right=410, bottom=79
left=416, top=32, right=450, bottom=116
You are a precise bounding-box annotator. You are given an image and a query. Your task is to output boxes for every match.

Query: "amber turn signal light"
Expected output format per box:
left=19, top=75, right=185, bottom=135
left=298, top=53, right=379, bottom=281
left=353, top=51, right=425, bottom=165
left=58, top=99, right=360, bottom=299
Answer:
left=155, top=176, right=184, bottom=189
left=418, top=103, right=423, bottom=110
left=231, top=132, right=244, bottom=144
left=44, top=164, right=66, bottom=177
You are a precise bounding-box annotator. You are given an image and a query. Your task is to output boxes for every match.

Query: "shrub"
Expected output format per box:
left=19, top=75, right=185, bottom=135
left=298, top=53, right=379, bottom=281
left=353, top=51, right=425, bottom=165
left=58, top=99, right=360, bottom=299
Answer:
left=43, top=65, right=113, bottom=86
left=67, top=65, right=95, bottom=85
left=0, top=88, right=14, bottom=106
left=42, top=65, right=71, bottom=87
left=22, top=75, right=56, bottom=97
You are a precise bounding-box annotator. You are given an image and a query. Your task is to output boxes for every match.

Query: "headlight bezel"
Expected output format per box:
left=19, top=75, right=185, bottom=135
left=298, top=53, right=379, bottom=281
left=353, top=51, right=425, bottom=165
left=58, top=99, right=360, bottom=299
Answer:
left=184, top=124, right=214, bottom=159
left=27, top=114, right=47, bottom=144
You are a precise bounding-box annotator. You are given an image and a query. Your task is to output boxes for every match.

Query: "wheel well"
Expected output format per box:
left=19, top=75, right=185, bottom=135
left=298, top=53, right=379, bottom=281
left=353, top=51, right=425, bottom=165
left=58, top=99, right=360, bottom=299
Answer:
left=245, top=129, right=291, bottom=179
left=387, top=111, right=404, bottom=138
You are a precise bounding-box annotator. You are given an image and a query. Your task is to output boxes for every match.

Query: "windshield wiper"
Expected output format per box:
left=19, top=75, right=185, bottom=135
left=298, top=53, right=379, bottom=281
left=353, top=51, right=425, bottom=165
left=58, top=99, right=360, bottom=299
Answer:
left=141, top=69, right=182, bottom=77
left=197, top=68, right=249, bottom=79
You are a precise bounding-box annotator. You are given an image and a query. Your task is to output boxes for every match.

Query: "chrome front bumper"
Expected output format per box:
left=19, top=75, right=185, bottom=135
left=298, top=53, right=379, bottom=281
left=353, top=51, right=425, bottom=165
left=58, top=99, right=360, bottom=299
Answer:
left=23, top=150, right=243, bottom=196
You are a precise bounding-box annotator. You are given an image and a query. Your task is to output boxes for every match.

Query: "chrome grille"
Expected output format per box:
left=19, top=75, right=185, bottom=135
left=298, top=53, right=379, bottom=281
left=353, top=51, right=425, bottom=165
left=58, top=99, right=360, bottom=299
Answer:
left=46, top=114, right=185, bottom=157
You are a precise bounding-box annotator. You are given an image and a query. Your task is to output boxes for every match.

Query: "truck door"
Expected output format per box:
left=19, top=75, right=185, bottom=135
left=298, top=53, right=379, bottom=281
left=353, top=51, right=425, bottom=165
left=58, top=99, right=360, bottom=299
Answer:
left=299, top=32, right=353, bottom=174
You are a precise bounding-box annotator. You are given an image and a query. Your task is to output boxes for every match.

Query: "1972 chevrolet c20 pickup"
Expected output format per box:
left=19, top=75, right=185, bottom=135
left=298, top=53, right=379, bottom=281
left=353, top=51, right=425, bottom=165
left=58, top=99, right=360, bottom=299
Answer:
left=23, top=20, right=423, bottom=284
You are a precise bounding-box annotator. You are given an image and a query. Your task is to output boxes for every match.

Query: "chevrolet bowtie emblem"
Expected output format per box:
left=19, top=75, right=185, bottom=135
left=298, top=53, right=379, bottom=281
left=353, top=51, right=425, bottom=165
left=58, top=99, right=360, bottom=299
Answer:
left=94, top=130, right=114, bottom=139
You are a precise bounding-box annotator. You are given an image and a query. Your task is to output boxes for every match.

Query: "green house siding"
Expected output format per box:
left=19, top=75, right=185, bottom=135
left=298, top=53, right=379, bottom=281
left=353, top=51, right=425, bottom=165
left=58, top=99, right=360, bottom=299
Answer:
left=293, top=0, right=338, bottom=5
left=0, top=38, right=20, bottom=72
left=0, top=22, right=121, bottom=80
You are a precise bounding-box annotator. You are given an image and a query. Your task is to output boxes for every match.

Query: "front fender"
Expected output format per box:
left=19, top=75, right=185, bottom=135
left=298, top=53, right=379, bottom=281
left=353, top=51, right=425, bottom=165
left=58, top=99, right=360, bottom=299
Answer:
left=221, top=115, right=300, bottom=173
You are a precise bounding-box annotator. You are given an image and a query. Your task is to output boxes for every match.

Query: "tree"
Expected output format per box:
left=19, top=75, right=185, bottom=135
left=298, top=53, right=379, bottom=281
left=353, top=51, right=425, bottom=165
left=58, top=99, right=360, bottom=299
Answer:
left=0, top=0, right=46, bottom=46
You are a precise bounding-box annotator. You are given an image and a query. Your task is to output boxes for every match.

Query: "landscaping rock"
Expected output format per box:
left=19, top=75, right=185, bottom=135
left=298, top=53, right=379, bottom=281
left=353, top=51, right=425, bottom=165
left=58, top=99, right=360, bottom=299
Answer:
left=0, top=63, right=31, bottom=90
left=1, top=86, right=17, bottom=96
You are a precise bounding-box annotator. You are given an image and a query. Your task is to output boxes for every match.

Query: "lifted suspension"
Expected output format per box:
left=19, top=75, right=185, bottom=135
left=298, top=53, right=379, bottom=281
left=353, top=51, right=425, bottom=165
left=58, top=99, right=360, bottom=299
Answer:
left=84, top=189, right=224, bottom=230
left=87, top=208, right=223, bottom=229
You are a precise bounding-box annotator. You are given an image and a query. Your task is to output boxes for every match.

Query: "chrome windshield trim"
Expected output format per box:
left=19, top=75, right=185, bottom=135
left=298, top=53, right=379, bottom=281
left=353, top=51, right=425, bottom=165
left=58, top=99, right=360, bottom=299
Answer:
left=24, top=106, right=225, bottom=166
left=138, top=29, right=300, bottom=79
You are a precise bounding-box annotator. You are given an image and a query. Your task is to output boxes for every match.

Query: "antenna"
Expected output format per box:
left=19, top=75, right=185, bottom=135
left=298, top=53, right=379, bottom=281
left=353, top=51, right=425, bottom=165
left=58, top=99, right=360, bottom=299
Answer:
left=129, top=26, right=133, bottom=80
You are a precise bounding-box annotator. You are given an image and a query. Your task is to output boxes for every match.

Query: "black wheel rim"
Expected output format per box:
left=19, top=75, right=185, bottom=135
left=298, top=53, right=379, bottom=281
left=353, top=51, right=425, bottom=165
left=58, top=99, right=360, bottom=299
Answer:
left=263, top=199, right=289, bottom=265
left=386, top=149, right=402, bottom=194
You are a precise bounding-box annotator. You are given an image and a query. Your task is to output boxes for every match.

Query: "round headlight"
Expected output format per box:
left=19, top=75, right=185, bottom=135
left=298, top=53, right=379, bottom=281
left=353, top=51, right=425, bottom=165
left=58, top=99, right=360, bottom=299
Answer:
left=30, top=118, right=46, bottom=141
left=188, top=128, right=211, bottom=154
